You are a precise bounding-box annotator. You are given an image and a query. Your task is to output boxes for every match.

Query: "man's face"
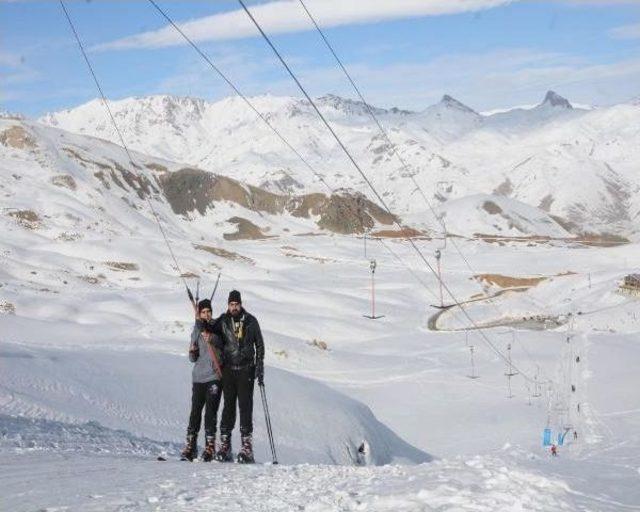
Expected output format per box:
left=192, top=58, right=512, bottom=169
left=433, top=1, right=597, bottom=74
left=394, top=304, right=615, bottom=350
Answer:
left=228, top=301, right=242, bottom=316
left=200, top=308, right=212, bottom=321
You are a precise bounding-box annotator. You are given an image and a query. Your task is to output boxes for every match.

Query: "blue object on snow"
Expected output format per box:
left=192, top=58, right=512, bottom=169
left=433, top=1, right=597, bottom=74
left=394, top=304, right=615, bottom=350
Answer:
left=543, top=428, right=552, bottom=446
left=558, top=430, right=568, bottom=446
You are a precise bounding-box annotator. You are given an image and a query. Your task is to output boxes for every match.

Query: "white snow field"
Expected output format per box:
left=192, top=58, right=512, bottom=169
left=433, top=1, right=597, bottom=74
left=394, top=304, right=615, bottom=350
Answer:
left=2, top=98, right=640, bottom=511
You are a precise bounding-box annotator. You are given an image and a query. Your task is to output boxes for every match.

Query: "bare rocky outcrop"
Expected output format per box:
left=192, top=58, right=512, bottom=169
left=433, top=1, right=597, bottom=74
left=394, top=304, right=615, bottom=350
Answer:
left=7, top=209, right=41, bottom=230
left=104, top=261, right=139, bottom=271
left=193, top=243, right=254, bottom=264
left=224, top=217, right=271, bottom=241
left=51, top=174, right=77, bottom=191
left=159, top=168, right=396, bottom=234
left=63, top=147, right=158, bottom=200
left=0, top=125, right=36, bottom=150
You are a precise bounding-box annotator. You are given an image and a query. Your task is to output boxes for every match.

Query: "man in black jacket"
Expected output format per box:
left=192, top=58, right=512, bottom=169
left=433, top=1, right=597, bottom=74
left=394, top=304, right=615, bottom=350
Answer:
left=213, top=290, right=264, bottom=463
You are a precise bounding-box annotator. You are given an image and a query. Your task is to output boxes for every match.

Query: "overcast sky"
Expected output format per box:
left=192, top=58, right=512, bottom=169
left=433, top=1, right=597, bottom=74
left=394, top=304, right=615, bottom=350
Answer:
left=1, top=0, right=639, bottom=116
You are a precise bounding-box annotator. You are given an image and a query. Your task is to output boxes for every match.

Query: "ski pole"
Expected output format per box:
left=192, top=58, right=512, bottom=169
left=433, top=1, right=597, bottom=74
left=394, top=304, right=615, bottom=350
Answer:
left=260, top=383, right=278, bottom=464
left=209, top=272, right=222, bottom=302
left=186, top=285, right=197, bottom=314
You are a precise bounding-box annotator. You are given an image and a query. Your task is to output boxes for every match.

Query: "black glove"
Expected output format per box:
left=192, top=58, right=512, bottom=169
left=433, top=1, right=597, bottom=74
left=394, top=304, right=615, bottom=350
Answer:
left=255, top=361, right=264, bottom=386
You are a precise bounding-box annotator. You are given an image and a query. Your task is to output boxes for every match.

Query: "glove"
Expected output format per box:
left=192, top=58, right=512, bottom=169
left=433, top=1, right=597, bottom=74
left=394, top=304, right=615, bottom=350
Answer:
left=255, top=361, right=264, bottom=386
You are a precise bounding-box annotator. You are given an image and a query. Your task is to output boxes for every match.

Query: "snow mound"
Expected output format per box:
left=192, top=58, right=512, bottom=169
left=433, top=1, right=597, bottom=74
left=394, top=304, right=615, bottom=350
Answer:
left=436, top=194, right=570, bottom=238
left=0, top=341, right=430, bottom=465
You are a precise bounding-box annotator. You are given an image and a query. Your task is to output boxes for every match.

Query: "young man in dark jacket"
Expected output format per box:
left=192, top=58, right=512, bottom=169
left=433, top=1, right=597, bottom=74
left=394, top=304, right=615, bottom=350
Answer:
left=212, top=290, right=265, bottom=463
left=180, top=299, right=224, bottom=462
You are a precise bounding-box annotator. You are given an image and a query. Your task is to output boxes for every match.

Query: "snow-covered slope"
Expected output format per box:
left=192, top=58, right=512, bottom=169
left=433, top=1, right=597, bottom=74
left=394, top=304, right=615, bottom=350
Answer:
left=434, top=194, right=571, bottom=239
left=0, top=338, right=428, bottom=465
left=3, top=93, right=640, bottom=511
left=41, top=90, right=640, bottom=239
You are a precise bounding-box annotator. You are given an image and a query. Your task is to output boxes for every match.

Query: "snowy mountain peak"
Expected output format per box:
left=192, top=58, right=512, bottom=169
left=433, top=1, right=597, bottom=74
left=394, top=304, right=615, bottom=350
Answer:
left=540, top=90, right=573, bottom=109
left=316, top=94, right=389, bottom=116
left=439, top=95, right=477, bottom=114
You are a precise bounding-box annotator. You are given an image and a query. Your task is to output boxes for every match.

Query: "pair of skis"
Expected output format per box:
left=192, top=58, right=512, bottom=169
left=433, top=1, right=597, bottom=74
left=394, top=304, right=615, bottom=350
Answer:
left=157, top=452, right=254, bottom=463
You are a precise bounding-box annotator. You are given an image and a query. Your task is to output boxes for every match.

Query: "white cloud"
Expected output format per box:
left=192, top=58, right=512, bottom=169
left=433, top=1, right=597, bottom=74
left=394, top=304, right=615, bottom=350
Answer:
left=95, top=0, right=514, bottom=51
left=609, top=23, right=640, bottom=40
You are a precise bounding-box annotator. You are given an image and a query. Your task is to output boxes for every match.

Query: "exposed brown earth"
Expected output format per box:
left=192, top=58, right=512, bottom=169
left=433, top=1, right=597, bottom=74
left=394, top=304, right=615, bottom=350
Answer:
left=473, top=231, right=629, bottom=247
left=63, top=147, right=158, bottom=200
left=79, top=275, right=104, bottom=285
left=145, top=162, right=169, bottom=174
left=309, top=339, right=329, bottom=350
left=159, top=168, right=396, bottom=235
left=104, top=261, right=139, bottom=271
left=51, top=174, right=77, bottom=191
left=371, top=227, right=427, bottom=238
left=193, top=243, right=254, bottom=265
left=0, top=126, right=36, bottom=150
left=223, top=217, right=272, bottom=241
left=0, top=300, right=16, bottom=314
left=7, top=209, right=41, bottom=229
left=56, top=232, right=82, bottom=242
left=474, top=273, right=548, bottom=288
left=283, top=252, right=333, bottom=264
left=481, top=200, right=503, bottom=215
left=473, top=271, right=576, bottom=289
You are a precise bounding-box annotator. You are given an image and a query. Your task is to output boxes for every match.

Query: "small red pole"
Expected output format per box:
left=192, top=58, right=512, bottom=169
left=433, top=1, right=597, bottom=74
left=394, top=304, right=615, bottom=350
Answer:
left=371, top=266, right=375, bottom=318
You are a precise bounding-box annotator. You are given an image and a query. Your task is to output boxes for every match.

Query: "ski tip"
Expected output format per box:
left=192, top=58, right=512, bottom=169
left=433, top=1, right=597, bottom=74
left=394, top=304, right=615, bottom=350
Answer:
left=157, top=456, right=167, bottom=461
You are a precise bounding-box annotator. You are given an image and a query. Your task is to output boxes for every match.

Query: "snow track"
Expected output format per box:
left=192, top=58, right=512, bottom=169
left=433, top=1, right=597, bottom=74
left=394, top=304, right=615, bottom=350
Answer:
left=0, top=452, right=585, bottom=512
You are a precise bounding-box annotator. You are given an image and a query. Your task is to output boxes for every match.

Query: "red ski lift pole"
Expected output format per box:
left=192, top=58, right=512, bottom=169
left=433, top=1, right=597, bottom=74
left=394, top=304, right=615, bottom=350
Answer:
left=364, top=259, right=384, bottom=319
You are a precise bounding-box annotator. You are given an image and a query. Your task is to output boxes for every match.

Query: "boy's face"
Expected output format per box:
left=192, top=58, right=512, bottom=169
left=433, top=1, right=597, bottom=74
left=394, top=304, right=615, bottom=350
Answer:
left=200, top=308, right=212, bottom=321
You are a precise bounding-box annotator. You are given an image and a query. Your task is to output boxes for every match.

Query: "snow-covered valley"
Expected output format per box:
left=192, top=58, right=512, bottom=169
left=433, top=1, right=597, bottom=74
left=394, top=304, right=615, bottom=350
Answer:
left=1, top=91, right=640, bottom=511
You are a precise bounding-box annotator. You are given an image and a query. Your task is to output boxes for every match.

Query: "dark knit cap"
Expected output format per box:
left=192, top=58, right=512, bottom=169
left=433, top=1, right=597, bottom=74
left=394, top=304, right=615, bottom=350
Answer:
left=228, top=290, right=242, bottom=304
left=198, top=299, right=212, bottom=312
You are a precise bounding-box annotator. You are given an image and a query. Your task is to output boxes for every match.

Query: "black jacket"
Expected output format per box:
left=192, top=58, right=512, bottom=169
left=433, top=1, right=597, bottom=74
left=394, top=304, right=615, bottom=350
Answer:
left=212, top=310, right=264, bottom=369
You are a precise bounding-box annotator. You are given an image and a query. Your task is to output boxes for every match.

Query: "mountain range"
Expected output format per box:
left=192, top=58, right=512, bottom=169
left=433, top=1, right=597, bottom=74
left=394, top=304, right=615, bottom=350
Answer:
left=3, top=89, right=638, bottom=240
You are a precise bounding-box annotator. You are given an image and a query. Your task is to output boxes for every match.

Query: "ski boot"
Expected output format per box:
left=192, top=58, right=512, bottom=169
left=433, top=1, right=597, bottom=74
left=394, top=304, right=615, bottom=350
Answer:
left=201, top=435, right=216, bottom=462
left=237, top=435, right=255, bottom=464
left=215, top=433, right=233, bottom=462
left=180, top=433, right=198, bottom=462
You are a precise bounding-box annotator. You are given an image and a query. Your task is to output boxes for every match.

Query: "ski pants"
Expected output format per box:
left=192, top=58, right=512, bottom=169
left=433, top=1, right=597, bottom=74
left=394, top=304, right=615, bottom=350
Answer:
left=187, top=380, right=222, bottom=437
left=220, top=366, right=255, bottom=436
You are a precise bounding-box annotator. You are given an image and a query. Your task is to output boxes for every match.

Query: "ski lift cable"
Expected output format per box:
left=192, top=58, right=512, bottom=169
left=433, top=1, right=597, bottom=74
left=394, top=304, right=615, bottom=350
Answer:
left=146, top=0, right=334, bottom=197
left=63, top=0, right=438, bottom=323
left=295, top=0, right=552, bottom=382
left=59, top=1, right=243, bottom=305
left=296, top=0, right=542, bottom=310
left=144, top=0, right=441, bottom=300
left=59, top=0, right=193, bottom=295
left=295, top=0, right=546, bottom=320
left=238, top=0, right=537, bottom=383
left=296, top=0, right=445, bottom=239
left=61, top=0, right=366, bottom=300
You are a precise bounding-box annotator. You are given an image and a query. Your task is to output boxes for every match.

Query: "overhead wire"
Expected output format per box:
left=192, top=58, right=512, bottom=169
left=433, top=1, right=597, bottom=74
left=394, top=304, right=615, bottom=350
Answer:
left=237, top=0, right=540, bottom=383
left=59, top=0, right=192, bottom=295
left=144, top=0, right=439, bottom=301
left=295, top=0, right=553, bottom=386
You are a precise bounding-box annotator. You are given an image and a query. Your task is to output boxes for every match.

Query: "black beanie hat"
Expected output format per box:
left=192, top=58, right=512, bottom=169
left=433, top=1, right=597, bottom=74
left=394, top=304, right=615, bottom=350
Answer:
left=198, top=298, right=212, bottom=312
left=228, top=290, right=242, bottom=304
